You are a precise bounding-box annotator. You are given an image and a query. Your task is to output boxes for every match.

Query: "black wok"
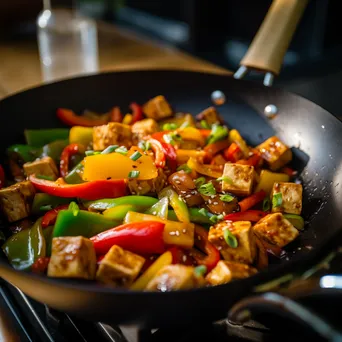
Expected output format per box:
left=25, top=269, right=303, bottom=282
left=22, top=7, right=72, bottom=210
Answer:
left=0, top=0, right=341, bottom=331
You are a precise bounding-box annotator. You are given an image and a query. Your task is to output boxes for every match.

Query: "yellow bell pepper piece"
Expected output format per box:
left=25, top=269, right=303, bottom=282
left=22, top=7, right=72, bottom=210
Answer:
left=187, top=157, right=222, bottom=178
left=69, top=126, right=93, bottom=147
left=255, top=170, right=290, bottom=194
left=82, top=147, right=158, bottom=181
left=229, top=129, right=250, bottom=158
left=123, top=114, right=133, bottom=125
left=177, top=127, right=205, bottom=146
left=130, top=251, right=172, bottom=291
left=176, top=149, right=206, bottom=164
left=124, top=211, right=195, bottom=249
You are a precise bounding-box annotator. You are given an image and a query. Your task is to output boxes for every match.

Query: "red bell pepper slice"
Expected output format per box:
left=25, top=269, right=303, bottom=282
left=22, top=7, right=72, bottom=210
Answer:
left=238, top=190, right=266, bottom=212
left=42, top=204, right=70, bottom=228
left=60, top=143, right=85, bottom=178
left=32, top=257, right=50, bottom=274
left=236, top=151, right=261, bottom=167
left=109, top=106, right=123, bottom=123
left=0, top=165, right=5, bottom=189
left=160, top=142, right=177, bottom=172
left=281, top=166, right=297, bottom=177
left=191, top=225, right=220, bottom=271
left=224, top=210, right=267, bottom=222
left=204, top=140, right=230, bottom=159
left=130, top=102, right=144, bottom=124
left=148, top=138, right=166, bottom=168
left=224, top=142, right=243, bottom=162
left=57, top=108, right=108, bottom=127
left=168, top=246, right=194, bottom=266
left=199, top=129, right=211, bottom=138
left=90, top=221, right=166, bottom=255
left=151, top=131, right=170, bottom=143
left=29, top=174, right=127, bottom=200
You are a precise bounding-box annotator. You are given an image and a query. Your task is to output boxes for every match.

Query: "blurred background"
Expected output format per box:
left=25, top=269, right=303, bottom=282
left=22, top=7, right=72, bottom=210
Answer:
left=1, top=0, right=342, bottom=117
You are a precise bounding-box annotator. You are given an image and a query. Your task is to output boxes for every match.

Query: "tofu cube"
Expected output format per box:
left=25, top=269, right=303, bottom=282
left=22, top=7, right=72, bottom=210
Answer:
left=0, top=181, right=35, bottom=222
left=143, top=95, right=173, bottom=121
left=272, top=182, right=303, bottom=215
left=128, top=168, right=167, bottom=195
left=96, top=245, right=145, bottom=287
left=253, top=213, right=299, bottom=247
left=93, top=122, right=132, bottom=151
left=196, top=106, right=222, bottom=125
left=208, top=221, right=256, bottom=264
left=221, top=163, right=254, bottom=196
left=23, top=156, right=58, bottom=180
left=257, top=136, right=292, bottom=171
left=206, top=260, right=257, bottom=286
left=48, top=236, right=96, bottom=280
left=131, top=118, right=159, bottom=144
left=145, top=265, right=204, bottom=291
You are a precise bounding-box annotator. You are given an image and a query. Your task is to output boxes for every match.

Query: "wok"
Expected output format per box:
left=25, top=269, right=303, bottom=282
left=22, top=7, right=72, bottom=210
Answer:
left=0, top=0, right=341, bottom=333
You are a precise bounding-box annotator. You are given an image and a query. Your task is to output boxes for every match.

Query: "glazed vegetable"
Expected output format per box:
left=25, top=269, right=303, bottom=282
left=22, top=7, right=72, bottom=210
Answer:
left=42, top=204, right=70, bottom=228
left=187, top=157, right=222, bottom=178
left=7, top=144, right=39, bottom=163
left=60, top=143, right=85, bottom=177
left=24, top=129, right=69, bottom=147
left=57, top=108, right=108, bottom=127
left=238, top=190, right=266, bottom=212
left=69, top=126, right=93, bottom=147
left=31, top=193, right=72, bottom=214
left=90, top=221, right=166, bottom=255
left=130, top=102, right=144, bottom=124
left=145, top=197, right=169, bottom=219
left=29, top=174, right=127, bottom=200
left=255, top=170, right=290, bottom=194
left=103, top=204, right=140, bottom=221
left=64, top=162, right=84, bottom=184
left=224, top=210, right=267, bottom=222
left=168, top=208, right=212, bottom=224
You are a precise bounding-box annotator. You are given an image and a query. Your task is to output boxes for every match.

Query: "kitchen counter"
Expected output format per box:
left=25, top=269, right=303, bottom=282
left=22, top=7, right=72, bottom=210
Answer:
left=0, top=21, right=230, bottom=100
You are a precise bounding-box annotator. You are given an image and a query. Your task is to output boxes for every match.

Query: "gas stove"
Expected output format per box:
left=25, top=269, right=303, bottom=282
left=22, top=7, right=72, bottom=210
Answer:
left=1, top=251, right=342, bottom=342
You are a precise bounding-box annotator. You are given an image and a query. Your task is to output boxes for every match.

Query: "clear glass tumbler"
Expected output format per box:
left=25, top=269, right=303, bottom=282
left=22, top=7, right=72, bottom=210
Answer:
left=37, top=1, right=99, bottom=82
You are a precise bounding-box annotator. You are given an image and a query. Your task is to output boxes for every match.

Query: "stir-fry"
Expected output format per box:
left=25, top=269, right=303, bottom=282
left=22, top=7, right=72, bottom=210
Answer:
left=0, top=95, right=303, bottom=291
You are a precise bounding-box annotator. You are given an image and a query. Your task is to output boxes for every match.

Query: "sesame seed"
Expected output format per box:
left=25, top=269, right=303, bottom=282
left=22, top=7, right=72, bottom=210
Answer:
left=152, top=211, right=157, bottom=215
left=208, top=199, right=212, bottom=204
left=222, top=212, right=226, bottom=216
left=181, top=190, right=187, bottom=194
left=182, top=255, right=187, bottom=262
left=211, top=195, right=215, bottom=199
left=213, top=202, right=219, bottom=205
left=138, top=186, right=142, bottom=190
left=131, top=191, right=136, bottom=195
left=169, top=232, right=176, bottom=236
left=175, top=180, right=181, bottom=184
left=185, top=194, right=192, bottom=198
left=197, top=236, right=201, bottom=240
left=191, top=191, right=197, bottom=195
left=182, top=229, right=187, bottom=233
left=217, top=246, right=222, bottom=250
left=175, top=230, right=180, bottom=236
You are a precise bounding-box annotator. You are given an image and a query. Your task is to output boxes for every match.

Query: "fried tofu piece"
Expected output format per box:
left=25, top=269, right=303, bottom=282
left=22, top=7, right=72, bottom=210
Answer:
left=96, top=245, right=145, bottom=287
left=93, top=122, right=132, bottom=151
left=197, top=106, right=222, bottom=125
left=143, top=95, right=173, bottom=121
left=221, top=163, right=254, bottom=196
left=271, top=182, right=303, bottom=215
left=145, top=265, right=204, bottom=291
left=0, top=181, right=35, bottom=222
left=47, top=236, right=96, bottom=280
left=208, top=221, right=256, bottom=264
left=206, top=261, right=257, bottom=286
left=128, top=168, right=167, bottom=195
left=253, top=213, right=299, bottom=248
left=23, top=156, right=58, bottom=180
left=131, top=118, right=159, bottom=144
left=257, top=136, right=292, bottom=171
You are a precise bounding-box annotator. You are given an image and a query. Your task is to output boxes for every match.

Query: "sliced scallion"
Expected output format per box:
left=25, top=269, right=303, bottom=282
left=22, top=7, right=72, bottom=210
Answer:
left=224, top=229, right=238, bottom=248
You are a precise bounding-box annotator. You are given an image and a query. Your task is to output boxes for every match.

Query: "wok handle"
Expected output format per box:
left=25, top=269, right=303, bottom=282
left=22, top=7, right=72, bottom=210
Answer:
left=234, top=0, right=308, bottom=86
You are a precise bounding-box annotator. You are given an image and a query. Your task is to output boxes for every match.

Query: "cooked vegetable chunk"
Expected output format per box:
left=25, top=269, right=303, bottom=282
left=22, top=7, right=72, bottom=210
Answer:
left=128, top=168, right=167, bottom=195
left=0, top=181, right=35, bottom=222
left=253, top=213, right=299, bottom=247
left=271, top=182, right=303, bottom=215
left=47, top=236, right=96, bottom=279
left=131, top=118, right=159, bottom=144
left=254, top=170, right=290, bottom=194
left=197, top=106, right=222, bottom=125
left=145, top=264, right=204, bottom=291
left=202, top=194, right=238, bottom=216
left=257, top=136, right=292, bottom=171
left=96, top=245, right=145, bottom=287
left=208, top=221, right=256, bottom=264
left=143, top=95, right=173, bottom=121
left=221, top=163, right=254, bottom=196
left=93, top=122, right=132, bottom=151
left=23, top=156, right=58, bottom=180
left=206, top=260, right=257, bottom=285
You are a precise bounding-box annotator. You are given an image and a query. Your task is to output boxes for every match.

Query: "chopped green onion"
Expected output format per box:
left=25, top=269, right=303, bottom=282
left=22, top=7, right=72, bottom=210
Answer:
left=263, top=198, right=271, bottom=211
left=85, top=150, right=101, bottom=156
left=220, top=194, right=235, bottom=202
left=198, top=208, right=209, bottom=216
left=36, top=174, right=54, bottom=181
left=283, top=214, right=305, bottom=230
left=68, top=201, right=79, bottom=217
left=207, top=124, right=228, bottom=145
left=162, top=123, right=178, bottom=131
left=200, top=120, right=210, bottom=129
left=130, top=151, right=142, bottom=161
left=224, top=229, right=238, bottom=248
left=209, top=214, right=224, bottom=223
left=195, top=177, right=206, bottom=188
left=198, top=182, right=216, bottom=196
left=194, top=265, right=207, bottom=277
left=115, top=146, right=128, bottom=155
left=164, top=132, right=182, bottom=145
left=138, top=141, right=151, bottom=152
left=40, top=205, right=53, bottom=211
left=101, top=145, right=119, bottom=154
left=217, top=176, right=233, bottom=185
left=128, top=170, right=140, bottom=178
left=272, top=192, right=283, bottom=208
left=177, top=164, right=192, bottom=173
left=180, top=122, right=190, bottom=128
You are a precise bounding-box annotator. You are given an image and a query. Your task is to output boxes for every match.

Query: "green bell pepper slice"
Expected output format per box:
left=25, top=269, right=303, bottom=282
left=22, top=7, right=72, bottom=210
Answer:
left=53, top=209, right=119, bottom=238
left=39, top=139, right=69, bottom=163
left=102, top=204, right=140, bottom=221
left=168, top=208, right=212, bottom=224
left=145, top=197, right=169, bottom=219
left=7, top=144, right=40, bottom=163
left=2, top=218, right=46, bottom=271
left=84, top=196, right=159, bottom=212
left=64, top=162, right=84, bottom=184
left=283, top=214, right=305, bottom=230
left=24, top=129, right=69, bottom=147
left=32, top=193, right=73, bottom=215
left=42, top=225, right=54, bottom=256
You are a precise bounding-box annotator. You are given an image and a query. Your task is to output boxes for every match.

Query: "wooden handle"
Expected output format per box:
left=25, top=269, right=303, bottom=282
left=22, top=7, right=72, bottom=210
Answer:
left=240, top=0, right=308, bottom=76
